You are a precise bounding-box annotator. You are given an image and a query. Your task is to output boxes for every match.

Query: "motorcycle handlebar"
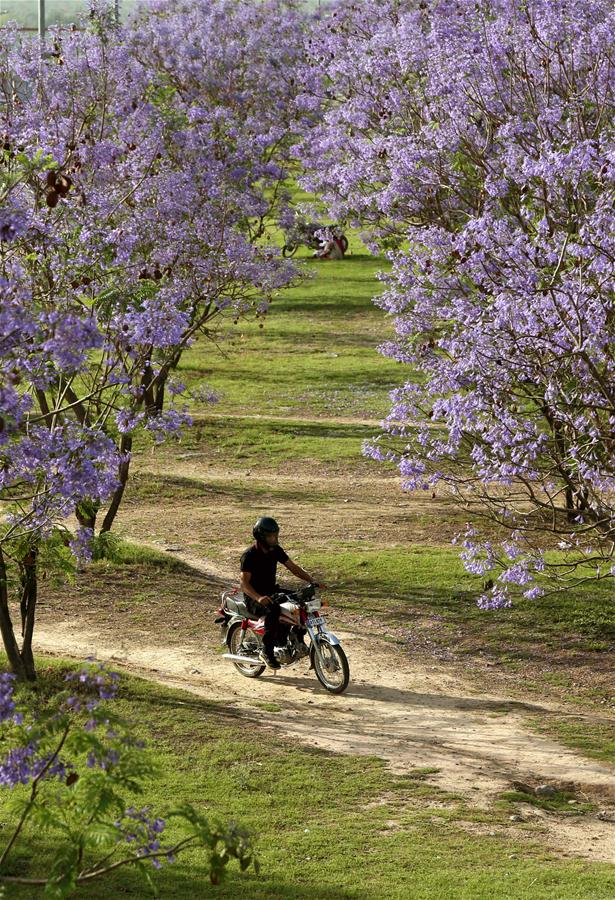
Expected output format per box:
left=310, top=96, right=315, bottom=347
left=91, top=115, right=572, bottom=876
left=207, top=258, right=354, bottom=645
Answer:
left=271, top=583, right=317, bottom=605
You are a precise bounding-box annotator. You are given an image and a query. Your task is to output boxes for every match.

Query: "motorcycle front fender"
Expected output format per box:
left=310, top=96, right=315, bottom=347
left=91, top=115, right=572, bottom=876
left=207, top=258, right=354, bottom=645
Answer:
left=307, top=628, right=341, bottom=671
left=305, top=621, right=341, bottom=646
left=315, top=629, right=340, bottom=646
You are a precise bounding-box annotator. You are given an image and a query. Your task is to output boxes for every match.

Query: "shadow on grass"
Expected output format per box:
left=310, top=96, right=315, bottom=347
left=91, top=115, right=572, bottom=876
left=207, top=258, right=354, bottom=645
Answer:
left=190, top=416, right=379, bottom=440
left=5, top=845, right=366, bottom=900
left=127, top=472, right=333, bottom=505
left=118, top=683, right=245, bottom=721
left=332, top=576, right=615, bottom=640
left=196, top=364, right=395, bottom=389
left=200, top=872, right=370, bottom=900
left=75, top=867, right=370, bottom=900
left=91, top=545, right=226, bottom=586
left=334, top=585, right=481, bottom=620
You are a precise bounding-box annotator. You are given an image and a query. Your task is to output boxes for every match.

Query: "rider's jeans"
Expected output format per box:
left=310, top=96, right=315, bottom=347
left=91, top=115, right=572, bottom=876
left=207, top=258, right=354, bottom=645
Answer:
left=248, top=599, right=281, bottom=658
left=262, top=602, right=281, bottom=657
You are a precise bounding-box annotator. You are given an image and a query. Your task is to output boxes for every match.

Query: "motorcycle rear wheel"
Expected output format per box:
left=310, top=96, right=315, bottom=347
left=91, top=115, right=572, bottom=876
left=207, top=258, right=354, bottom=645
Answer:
left=312, top=638, right=350, bottom=694
left=228, top=622, right=266, bottom=677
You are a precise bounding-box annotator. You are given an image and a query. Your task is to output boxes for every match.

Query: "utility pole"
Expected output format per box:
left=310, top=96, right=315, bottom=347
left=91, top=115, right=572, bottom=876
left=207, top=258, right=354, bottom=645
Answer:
left=38, top=0, right=45, bottom=41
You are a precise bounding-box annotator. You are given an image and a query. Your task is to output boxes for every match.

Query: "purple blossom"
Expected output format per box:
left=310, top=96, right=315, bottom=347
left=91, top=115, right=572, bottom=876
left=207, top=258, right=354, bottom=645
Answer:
left=0, top=674, right=19, bottom=725
left=65, top=663, right=120, bottom=704
left=69, top=526, right=95, bottom=564
left=0, top=0, right=300, bottom=554
left=477, top=587, right=512, bottom=611
left=0, top=745, right=39, bottom=787
left=116, top=806, right=171, bottom=868
left=0, top=205, right=29, bottom=243
left=0, top=744, right=67, bottom=789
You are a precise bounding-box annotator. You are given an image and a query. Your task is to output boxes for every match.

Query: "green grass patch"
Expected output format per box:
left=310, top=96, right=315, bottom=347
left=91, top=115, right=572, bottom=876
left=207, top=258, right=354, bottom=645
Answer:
left=178, top=255, right=400, bottom=421
left=93, top=531, right=189, bottom=571
left=3, top=665, right=615, bottom=899
left=498, top=790, right=596, bottom=816
left=126, top=470, right=334, bottom=506
left=303, top=546, right=615, bottom=643
left=251, top=700, right=283, bottom=713
left=526, top=716, right=615, bottom=767
left=182, top=414, right=381, bottom=464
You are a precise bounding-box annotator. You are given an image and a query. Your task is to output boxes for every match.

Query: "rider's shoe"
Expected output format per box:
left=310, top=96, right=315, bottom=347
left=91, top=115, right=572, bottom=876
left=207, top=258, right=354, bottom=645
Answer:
left=259, top=650, right=280, bottom=670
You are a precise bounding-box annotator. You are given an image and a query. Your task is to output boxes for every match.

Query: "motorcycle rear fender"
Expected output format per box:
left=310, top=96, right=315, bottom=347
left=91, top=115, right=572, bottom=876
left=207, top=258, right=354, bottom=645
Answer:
left=224, top=616, right=266, bottom=647
left=223, top=616, right=244, bottom=647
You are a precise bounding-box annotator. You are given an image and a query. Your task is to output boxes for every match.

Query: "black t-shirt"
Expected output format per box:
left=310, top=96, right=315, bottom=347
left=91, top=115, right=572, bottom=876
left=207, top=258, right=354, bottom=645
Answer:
left=240, top=543, right=289, bottom=599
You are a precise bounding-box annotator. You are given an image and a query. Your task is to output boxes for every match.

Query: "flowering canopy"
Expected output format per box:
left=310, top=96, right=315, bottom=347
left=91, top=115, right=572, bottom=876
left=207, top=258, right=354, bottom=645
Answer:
left=300, top=0, right=615, bottom=605
left=0, top=0, right=304, bottom=548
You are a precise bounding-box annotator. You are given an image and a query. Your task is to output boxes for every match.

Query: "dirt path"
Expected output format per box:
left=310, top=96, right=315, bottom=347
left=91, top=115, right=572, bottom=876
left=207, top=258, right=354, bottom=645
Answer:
left=193, top=411, right=385, bottom=428
left=35, top=550, right=615, bottom=864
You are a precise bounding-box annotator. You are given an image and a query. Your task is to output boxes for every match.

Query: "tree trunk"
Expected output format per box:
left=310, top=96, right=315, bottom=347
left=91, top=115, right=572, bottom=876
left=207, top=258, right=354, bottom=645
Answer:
left=100, top=434, right=133, bottom=533
left=565, top=484, right=575, bottom=523
left=0, top=548, right=31, bottom=681
left=18, top=547, right=37, bottom=681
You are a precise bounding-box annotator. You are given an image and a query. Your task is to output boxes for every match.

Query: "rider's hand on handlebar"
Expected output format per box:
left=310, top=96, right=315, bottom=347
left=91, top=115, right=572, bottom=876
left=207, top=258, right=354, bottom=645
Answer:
left=258, top=595, right=273, bottom=607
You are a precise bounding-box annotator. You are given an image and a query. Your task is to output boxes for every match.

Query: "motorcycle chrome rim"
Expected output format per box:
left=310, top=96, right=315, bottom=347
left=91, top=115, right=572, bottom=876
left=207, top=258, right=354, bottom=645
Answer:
left=314, top=641, right=345, bottom=690
left=229, top=625, right=263, bottom=674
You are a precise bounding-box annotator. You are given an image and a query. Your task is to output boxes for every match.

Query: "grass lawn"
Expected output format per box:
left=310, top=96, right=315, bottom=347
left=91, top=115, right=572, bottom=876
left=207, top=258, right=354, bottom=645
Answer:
left=177, top=254, right=401, bottom=421
left=3, top=664, right=615, bottom=900
left=176, top=413, right=384, bottom=465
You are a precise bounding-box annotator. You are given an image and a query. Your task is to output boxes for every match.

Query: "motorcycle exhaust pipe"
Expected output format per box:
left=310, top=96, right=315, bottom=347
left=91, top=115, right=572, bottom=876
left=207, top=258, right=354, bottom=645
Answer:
left=222, top=653, right=262, bottom=666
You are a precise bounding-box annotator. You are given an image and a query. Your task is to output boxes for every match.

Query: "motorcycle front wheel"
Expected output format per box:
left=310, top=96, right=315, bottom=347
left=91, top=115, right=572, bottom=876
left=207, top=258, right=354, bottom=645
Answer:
left=282, top=243, right=298, bottom=258
left=311, top=638, right=350, bottom=694
left=228, top=622, right=266, bottom=678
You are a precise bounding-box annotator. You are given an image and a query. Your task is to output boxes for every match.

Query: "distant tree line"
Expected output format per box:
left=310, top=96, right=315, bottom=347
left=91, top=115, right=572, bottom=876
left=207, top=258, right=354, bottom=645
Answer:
left=0, top=1, right=138, bottom=29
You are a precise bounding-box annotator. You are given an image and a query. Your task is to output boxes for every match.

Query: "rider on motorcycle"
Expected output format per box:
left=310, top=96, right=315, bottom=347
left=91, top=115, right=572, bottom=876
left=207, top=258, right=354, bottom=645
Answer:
left=240, top=516, right=318, bottom=669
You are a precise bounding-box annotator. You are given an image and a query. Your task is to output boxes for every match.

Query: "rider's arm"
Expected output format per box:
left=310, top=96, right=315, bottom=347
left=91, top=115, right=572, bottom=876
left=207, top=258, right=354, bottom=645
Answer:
left=282, top=558, right=316, bottom=584
left=240, top=570, right=271, bottom=606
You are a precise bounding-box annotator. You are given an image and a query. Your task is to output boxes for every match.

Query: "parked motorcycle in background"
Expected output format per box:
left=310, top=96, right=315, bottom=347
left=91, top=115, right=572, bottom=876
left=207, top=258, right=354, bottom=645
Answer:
left=215, top=584, right=350, bottom=694
left=281, top=219, right=349, bottom=259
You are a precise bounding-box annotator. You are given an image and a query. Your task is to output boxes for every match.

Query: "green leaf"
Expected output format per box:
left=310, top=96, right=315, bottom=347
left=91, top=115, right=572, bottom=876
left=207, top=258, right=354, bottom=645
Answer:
left=44, top=845, right=79, bottom=899
left=82, top=822, right=119, bottom=850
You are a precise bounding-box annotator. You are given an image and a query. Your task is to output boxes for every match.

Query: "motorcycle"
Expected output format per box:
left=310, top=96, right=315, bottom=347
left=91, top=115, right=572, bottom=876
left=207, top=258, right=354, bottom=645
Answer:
left=215, top=583, right=350, bottom=694
left=281, top=220, right=349, bottom=259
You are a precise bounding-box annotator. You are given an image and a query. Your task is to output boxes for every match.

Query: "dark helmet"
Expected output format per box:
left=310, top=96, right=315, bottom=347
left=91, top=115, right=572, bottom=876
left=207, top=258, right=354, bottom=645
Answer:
left=253, top=516, right=280, bottom=544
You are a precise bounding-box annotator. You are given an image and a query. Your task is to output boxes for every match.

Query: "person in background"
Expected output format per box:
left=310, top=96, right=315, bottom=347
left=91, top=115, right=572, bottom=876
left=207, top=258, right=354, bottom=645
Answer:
left=314, top=228, right=346, bottom=259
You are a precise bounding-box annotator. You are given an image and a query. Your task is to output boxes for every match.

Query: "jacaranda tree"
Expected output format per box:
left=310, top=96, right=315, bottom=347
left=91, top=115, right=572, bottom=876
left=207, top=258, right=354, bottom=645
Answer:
left=299, top=0, right=615, bottom=606
left=0, top=0, right=303, bottom=676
